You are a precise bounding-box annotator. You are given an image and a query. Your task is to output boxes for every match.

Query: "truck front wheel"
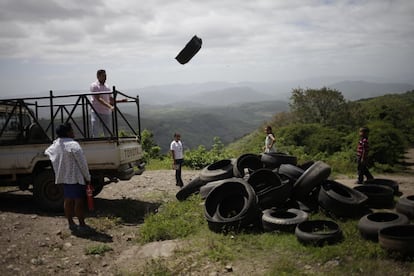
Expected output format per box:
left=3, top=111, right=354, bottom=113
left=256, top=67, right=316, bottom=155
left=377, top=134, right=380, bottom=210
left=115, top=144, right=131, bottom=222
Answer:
left=33, top=170, right=63, bottom=211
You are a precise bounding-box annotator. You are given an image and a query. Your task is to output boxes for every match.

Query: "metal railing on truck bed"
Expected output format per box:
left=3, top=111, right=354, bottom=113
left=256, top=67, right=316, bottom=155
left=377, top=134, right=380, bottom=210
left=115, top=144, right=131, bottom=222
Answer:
left=0, top=86, right=142, bottom=145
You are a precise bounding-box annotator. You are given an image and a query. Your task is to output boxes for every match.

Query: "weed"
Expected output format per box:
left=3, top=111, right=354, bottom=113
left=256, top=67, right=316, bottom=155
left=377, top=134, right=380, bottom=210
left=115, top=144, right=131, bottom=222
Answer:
left=84, top=244, right=113, bottom=256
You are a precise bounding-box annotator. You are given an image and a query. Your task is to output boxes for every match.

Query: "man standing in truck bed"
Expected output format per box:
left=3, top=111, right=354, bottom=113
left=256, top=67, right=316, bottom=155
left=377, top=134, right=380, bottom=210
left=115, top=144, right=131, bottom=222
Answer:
left=90, top=69, right=127, bottom=138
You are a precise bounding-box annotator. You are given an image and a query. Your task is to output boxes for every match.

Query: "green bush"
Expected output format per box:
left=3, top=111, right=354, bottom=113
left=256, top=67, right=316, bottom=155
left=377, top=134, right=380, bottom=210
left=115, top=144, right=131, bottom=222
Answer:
left=278, top=123, right=344, bottom=156
left=367, top=120, right=406, bottom=165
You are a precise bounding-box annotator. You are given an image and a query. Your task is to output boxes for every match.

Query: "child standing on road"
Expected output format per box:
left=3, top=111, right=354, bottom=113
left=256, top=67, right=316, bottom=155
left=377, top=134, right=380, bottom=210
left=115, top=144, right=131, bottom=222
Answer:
left=356, top=127, right=374, bottom=184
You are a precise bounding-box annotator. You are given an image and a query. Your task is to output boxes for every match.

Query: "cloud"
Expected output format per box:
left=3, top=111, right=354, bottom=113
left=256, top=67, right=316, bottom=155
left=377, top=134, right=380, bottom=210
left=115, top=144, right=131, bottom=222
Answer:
left=0, top=0, right=413, bottom=92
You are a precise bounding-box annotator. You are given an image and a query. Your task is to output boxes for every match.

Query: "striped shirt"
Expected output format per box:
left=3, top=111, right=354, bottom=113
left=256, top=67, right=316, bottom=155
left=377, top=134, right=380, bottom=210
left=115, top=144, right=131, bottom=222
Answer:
left=357, top=137, right=369, bottom=160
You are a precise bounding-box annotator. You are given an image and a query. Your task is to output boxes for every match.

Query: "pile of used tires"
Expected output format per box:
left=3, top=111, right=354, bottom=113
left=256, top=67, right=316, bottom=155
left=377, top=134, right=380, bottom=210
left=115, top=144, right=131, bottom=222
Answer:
left=176, top=152, right=414, bottom=254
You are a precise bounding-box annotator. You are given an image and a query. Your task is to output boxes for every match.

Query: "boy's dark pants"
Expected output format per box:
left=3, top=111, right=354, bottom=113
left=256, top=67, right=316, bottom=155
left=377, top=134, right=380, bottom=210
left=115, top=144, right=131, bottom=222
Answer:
left=357, top=158, right=373, bottom=183
left=175, top=159, right=184, bottom=187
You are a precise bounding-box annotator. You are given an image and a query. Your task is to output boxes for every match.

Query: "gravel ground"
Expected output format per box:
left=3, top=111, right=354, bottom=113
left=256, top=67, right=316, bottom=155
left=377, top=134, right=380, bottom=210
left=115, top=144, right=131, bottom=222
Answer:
left=0, top=151, right=413, bottom=275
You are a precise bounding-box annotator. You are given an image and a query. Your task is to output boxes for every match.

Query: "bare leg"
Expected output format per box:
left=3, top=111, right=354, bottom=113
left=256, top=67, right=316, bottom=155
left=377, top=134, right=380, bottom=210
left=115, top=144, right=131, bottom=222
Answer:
left=74, top=198, right=86, bottom=226
left=64, top=198, right=76, bottom=226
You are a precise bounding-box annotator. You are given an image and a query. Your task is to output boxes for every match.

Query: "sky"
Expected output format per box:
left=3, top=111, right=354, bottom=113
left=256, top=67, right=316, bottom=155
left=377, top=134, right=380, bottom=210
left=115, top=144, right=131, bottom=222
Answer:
left=1, top=0, right=414, bottom=96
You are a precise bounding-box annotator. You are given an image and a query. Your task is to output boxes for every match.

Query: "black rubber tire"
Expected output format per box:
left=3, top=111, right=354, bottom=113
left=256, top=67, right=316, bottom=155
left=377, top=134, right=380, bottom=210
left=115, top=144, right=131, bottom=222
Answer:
left=353, top=184, right=395, bottom=209
left=295, top=220, right=343, bottom=246
left=204, top=178, right=259, bottom=232
left=262, top=208, right=309, bottom=233
left=395, top=195, right=414, bottom=219
left=318, top=180, right=368, bottom=218
left=292, top=161, right=331, bottom=203
left=200, top=159, right=234, bottom=182
left=256, top=181, right=293, bottom=210
left=358, top=212, right=409, bottom=241
left=297, top=161, right=315, bottom=171
left=199, top=180, right=226, bottom=200
left=260, top=152, right=297, bottom=169
left=276, top=164, right=304, bottom=184
left=248, top=169, right=292, bottom=209
left=378, top=225, right=414, bottom=255
left=233, top=153, right=262, bottom=178
left=33, top=170, right=64, bottom=211
left=176, top=176, right=208, bottom=201
left=364, top=178, right=399, bottom=195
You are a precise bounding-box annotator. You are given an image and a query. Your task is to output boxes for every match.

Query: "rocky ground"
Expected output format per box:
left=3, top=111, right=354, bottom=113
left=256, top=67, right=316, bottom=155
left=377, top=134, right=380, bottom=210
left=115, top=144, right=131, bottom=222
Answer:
left=1, top=151, right=413, bottom=276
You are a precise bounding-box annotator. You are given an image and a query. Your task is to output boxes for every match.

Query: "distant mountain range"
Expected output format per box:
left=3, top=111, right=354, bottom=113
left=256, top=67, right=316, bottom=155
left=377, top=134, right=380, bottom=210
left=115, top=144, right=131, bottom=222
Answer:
left=127, top=79, right=414, bottom=151
left=129, top=79, right=414, bottom=106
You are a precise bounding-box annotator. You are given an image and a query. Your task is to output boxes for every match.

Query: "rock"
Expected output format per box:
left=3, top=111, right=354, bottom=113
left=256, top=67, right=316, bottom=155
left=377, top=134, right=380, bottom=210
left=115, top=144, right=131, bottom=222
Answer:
left=64, top=242, right=72, bottom=248
left=225, top=265, right=233, bottom=272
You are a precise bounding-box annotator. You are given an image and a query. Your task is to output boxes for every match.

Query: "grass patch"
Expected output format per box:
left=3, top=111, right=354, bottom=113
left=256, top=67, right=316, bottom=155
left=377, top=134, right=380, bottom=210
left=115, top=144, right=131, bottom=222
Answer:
left=84, top=244, right=113, bottom=256
left=138, top=195, right=205, bottom=243
left=136, top=197, right=414, bottom=275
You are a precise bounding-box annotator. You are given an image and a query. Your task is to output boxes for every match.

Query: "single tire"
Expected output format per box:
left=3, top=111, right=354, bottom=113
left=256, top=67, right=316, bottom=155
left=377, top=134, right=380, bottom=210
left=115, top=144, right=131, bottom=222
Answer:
left=364, top=178, right=399, bottom=195
left=33, top=170, right=64, bottom=211
left=200, top=159, right=234, bottom=182
left=295, top=220, right=343, bottom=246
left=176, top=176, right=208, bottom=201
left=204, top=178, right=259, bottom=232
left=297, top=161, right=315, bottom=171
left=378, top=225, right=414, bottom=255
left=358, top=212, right=409, bottom=241
left=200, top=179, right=227, bottom=200
left=262, top=208, right=308, bottom=232
left=292, top=161, right=331, bottom=203
left=233, top=153, right=262, bottom=178
left=318, top=180, right=368, bottom=218
left=261, top=152, right=297, bottom=169
left=395, top=195, right=414, bottom=218
left=255, top=181, right=293, bottom=210
left=353, top=184, right=395, bottom=209
left=276, top=164, right=304, bottom=184
left=248, top=169, right=292, bottom=209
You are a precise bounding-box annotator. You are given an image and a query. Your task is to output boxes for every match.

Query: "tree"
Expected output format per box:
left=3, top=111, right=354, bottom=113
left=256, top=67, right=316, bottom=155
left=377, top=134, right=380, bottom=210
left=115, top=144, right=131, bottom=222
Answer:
left=141, top=129, right=161, bottom=161
left=289, top=87, right=348, bottom=127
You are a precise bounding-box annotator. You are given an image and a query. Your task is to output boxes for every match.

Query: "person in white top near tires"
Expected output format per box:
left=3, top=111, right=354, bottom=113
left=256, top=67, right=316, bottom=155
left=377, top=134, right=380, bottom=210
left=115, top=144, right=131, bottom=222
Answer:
left=263, top=125, right=276, bottom=153
left=170, top=133, right=184, bottom=187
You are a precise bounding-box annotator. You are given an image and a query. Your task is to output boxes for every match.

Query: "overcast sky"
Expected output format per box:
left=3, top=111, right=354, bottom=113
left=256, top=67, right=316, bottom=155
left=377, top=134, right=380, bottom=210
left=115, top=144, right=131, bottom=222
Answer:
left=1, top=0, right=414, bottom=96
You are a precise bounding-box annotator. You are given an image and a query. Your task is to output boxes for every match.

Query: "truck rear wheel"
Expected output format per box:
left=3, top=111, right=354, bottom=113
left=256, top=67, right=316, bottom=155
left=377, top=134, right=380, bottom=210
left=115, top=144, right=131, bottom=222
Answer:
left=33, top=170, right=63, bottom=211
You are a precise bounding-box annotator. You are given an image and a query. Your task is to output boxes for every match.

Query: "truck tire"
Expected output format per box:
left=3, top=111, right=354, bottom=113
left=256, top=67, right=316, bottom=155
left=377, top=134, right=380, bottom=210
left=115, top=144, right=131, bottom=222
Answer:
left=233, top=153, right=262, bottom=178
left=353, top=184, right=394, bottom=209
left=378, top=225, right=414, bottom=254
left=295, top=220, right=343, bottom=246
left=395, top=195, right=414, bottom=218
left=262, top=208, right=308, bottom=233
left=200, top=159, right=234, bottom=182
left=33, top=170, right=63, bottom=211
left=292, top=161, right=331, bottom=203
left=176, top=176, right=208, bottom=201
left=358, top=212, right=409, bottom=241
left=318, top=180, right=368, bottom=218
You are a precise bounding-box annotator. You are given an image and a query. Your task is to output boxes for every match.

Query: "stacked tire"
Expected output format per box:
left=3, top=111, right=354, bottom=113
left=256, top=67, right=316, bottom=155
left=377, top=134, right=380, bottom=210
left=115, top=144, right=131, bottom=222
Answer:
left=175, top=153, right=412, bottom=252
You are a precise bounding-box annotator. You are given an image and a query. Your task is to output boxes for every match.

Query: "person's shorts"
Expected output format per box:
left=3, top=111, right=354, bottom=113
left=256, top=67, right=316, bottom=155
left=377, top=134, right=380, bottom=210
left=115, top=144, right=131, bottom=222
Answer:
left=63, top=184, right=86, bottom=199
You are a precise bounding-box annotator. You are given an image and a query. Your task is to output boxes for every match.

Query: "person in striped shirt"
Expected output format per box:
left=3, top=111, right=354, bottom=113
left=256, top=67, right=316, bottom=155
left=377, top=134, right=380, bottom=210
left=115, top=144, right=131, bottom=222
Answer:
left=356, top=127, right=374, bottom=184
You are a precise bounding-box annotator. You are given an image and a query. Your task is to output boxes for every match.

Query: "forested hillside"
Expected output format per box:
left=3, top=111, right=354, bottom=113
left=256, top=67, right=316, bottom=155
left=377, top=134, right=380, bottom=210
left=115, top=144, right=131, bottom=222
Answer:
left=226, top=89, right=414, bottom=173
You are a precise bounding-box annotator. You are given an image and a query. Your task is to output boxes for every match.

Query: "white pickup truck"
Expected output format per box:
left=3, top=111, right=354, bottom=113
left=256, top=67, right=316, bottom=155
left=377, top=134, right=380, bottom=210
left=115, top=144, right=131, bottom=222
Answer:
left=0, top=87, right=145, bottom=210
